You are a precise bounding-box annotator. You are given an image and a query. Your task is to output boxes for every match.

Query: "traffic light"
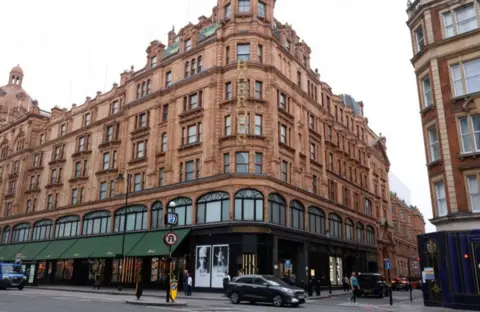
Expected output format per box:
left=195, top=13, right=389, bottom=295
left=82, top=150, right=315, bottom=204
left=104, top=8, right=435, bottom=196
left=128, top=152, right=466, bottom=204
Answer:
left=464, top=253, right=469, bottom=260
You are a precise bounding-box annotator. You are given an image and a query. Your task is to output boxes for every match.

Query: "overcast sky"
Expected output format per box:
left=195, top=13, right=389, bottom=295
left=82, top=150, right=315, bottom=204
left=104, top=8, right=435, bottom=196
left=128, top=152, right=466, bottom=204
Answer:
left=0, top=0, right=434, bottom=232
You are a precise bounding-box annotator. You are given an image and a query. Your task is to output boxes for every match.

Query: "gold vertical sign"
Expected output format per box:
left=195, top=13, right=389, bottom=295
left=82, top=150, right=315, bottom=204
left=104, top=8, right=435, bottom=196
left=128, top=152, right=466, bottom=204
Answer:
left=236, top=60, right=248, bottom=146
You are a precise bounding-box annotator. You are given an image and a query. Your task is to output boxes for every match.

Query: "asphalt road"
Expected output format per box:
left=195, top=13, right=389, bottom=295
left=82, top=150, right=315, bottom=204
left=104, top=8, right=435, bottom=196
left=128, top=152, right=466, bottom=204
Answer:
left=0, top=288, right=451, bottom=312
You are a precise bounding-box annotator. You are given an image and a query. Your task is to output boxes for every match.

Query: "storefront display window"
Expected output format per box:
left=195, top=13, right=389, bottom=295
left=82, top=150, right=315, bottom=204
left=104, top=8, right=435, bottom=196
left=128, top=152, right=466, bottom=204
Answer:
left=113, top=257, right=142, bottom=284
left=196, top=192, right=230, bottom=223
left=83, top=211, right=111, bottom=235
left=168, top=198, right=193, bottom=226
left=114, top=205, right=147, bottom=232
left=55, top=215, right=80, bottom=238
left=55, top=260, right=74, bottom=281
left=32, top=219, right=53, bottom=241
left=336, top=257, right=342, bottom=285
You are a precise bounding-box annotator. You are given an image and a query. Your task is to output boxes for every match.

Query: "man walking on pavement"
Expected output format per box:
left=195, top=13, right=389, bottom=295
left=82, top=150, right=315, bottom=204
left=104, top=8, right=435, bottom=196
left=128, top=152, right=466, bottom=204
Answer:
left=349, top=272, right=360, bottom=304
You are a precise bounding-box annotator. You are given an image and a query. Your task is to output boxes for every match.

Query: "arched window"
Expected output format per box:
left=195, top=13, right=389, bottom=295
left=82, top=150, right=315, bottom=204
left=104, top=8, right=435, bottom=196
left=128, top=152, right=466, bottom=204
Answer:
left=32, top=220, right=53, bottom=241
left=83, top=210, right=111, bottom=235
left=364, top=198, right=372, bottom=216
left=12, top=223, right=30, bottom=243
left=345, top=219, right=354, bottom=240
left=290, top=200, right=304, bottom=230
left=151, top=201, right=163, bottom=229
left=308, top=207, right=325, bottom=234
left=55, top=215, right=80, bottom=238
left=234, top=189, right=264, bottom=221
left=328, top=214, right=342, bottom=238
left=197, top=56, right=203, bottom=72
left=197, top=192, right=230, bottom=223
left=366, top=225, right=375, bottom=245
left=268, top=193, right=286, bottom=225
left=191, top=59, right=196, bottom=75
left=185, top=61, right=190, bottom=78
left=15, top=139, right=24, bottom=152
left=2, top=226, right=10, bottom=244
left=168, top=197, right=193, bottom=226
left=356, top=223, right=364, bottom=243
left=114, top=205, right=147, bottom=232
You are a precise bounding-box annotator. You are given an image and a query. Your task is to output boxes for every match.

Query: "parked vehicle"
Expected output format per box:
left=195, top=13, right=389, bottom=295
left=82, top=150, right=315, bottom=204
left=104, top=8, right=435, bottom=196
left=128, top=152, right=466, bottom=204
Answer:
left=0, top=263, right=25, bottom=290
left=357, top=273, right=388, bottom=298
left=392, top=277, right=410, bottom=291
left=227, top=274, right=306, bottom=307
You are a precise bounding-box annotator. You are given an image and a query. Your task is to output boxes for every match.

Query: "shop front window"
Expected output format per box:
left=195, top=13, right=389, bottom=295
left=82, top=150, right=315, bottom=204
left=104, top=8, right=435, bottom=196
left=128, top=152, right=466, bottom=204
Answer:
left=168, top=197, right=193, bottom=226
left=83, top=210, right=111, bottom=235
left=55, top=215, right=80, bottom=238
left=150, top=257, right=172, bottom=285
left=308, top=206, right=325, bottom=234
left=336, top=257, right=343, bottom=286
left=234, top=188, right=264, bottom=221
left=54, top=260, right=74, bottom=282
left=32, top=219, right=53, bottom=241
left=196, top=191, right=230, bottom=223
left=112, top=257, right=142, bottom=284
left=268, top=193, right=286, bottom=226
left=114, top=205, right=147, bottom=232
left=12, top=223, right=31, bottom=243
left=151, top=201, right=163, bottom=229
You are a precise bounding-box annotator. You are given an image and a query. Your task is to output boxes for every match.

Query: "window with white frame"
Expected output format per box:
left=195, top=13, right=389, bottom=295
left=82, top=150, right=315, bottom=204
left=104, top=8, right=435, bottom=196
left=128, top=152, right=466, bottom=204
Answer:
left=225, top=116, right=231, bottom=136
left=443, top=4, right=478, bottom=39
left=428, top=125, right=441, bottom=162
left=237, top=44, right=250, bottom=61
left=467, top=174, right=480, bottom=212
left=280, top=125, right=287, bottom=144
left=187, top=125, right=197, bottom=144
left=451, top=57, right=480, bottom=97
left=422, top=75, right=433, bottom=107
left=458, top=115, right=480, bottom=153
left=254, top=114, right=262, bottom=135
left=238, top=0, right=250, bottom=13
left=414, top=26, right=425, bottom=52
left=434, top=180, right=448, bottom=217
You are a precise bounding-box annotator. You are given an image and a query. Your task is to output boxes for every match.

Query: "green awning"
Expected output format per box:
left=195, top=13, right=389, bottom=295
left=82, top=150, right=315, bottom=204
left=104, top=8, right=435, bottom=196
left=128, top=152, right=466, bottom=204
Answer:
left=60, top=233, right=146, bottom=259
left=0, top=244, right=26, bottom=261
left=34, top=239, right=78, bottom=260
left=127, top=229, right=190, bottom=257
left=16, top=241, right=50, bottom=261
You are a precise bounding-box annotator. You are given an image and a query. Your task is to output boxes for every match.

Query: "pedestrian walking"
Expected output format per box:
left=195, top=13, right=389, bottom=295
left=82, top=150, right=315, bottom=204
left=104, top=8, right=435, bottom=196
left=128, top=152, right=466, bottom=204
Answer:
left=343, top=275, right=350, bottom=292
left=187, top=274, right=193, bottom=296
left=349, top=272, right=360, bottom=304
left=222, top=272, right=231, bottom=296
left=183, top=271, right=189, bottom=295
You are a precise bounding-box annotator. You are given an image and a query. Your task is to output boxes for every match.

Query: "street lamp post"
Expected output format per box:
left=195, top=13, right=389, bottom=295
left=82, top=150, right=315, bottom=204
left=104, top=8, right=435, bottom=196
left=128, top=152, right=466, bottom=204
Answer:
left=166, top=201, right=176, bottom=303
left=115, top=171, right=130, bottom=291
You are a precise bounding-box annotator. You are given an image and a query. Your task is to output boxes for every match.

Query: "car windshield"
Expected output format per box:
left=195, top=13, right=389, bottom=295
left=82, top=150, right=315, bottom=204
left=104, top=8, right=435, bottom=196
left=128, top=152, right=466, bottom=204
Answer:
left=1, top=264, right=23, bottom=274
left=263, top=276, right=290, bottom=287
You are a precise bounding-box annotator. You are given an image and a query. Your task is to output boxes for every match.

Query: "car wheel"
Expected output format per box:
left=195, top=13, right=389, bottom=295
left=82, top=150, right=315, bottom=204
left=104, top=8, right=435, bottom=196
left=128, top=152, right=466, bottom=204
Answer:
left=230, top=292, right=240, bottom=304
left=291, top=303, right=299, bottom=307
left=272, top=295, right=283, bottom=307
left=17, top=284, right=24, bottom=291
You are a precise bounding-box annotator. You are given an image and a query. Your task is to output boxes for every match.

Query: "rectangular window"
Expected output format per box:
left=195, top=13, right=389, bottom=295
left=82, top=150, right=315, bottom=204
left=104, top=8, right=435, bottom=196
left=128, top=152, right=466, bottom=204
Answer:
left=443, top=4, right=478, bottom=38
left=162, top=133, right=167, bottom=152
left=237, top=44, right=250, bottom=61
left=224, top=3, right=231, bottom=19
left=184, top=39, right=192, bottom=51
left=136, top=140, right=146, bottom=158
left=279, top=92, right=286, bottom=110
left=312, top=175, right=317, bottom=194
left=189, top=94, right=198, bottom=109
left=255, top=152, right=262, bottom=174
left=281, top=160, right=288, bottom=182
left=286, top=40, right=291, bottom=51
left=83, top=112, right=91, bottom=126
left=434, top=180, right=448, bottom=217
left=99, top=182, right=107, bottom=200
left=60, top=124, right=66, bottom=136
left=467, top=175, right=480, bottom=212
left=158, top=167, right=165, bottom=186
left=414, top=26, right=425, bottom=52
left=75, top=162, right=81, bottom=177
left=310, top=143, right=316, bottom=160
left=72, top=189, right=78, bottom=205
left=258, top=1, right=266, bottom=17
left=258, top=45, right=263, bottom=64
left=459, top=117, right=473, bottom=153
left=255, top=81, right=262, bottom=99
left=137, top=112, right=147, bottom=128
left=428, top=125, right=441, bottom=162
left=225, top=116, right=231, bottom=136
left=254, top=114, right=262, bottom=135
left=134, top=173, right=142, bottom=192
left=280, top=125, right=287, bottom=144
left=225, top=82, right=232, bottom=100
left=151, top=55, right=157, bottom=68
left=110, top=100, right=119, bottom=115
left=225, top=46, right=230, bottom=64
left=238, top=0, right=250, bottom=13
left=40, top=134, right=45, bottom=144
left=422, top=76, right=433, bottom=107
left=187, top=125, right=197, bottom=144
left=165, top=71, right=172, bottom=87
left=451, top=58, right=480, bottom=96
left=224, top=153, right=230, bottom=173
left=309, top=114, right=315, bottom=129
left=47, top=194, right=53, bottom=210
left=235, top=152, right=249, bottom=173
left=78, top=136, right=85, bottom=152
left=162, top=104, right=169, bottom=121
left=186, top=160, right=195, bottom=181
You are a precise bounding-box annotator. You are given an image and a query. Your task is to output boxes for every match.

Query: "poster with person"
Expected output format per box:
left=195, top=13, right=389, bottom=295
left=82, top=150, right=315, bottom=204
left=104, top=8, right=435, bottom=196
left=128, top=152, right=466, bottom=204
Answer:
left=195, top=245, right=211, bottom=287
left=211, top=244, right=229, bottom=288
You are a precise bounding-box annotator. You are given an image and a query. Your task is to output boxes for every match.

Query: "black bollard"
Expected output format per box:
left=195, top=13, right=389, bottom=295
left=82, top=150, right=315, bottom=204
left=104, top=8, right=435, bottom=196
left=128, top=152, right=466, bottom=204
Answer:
left=308, top=280, right=313, bottom=297
left=316, top=280, right=321, bottom=296
left=329, top=280, right=332, bottom=295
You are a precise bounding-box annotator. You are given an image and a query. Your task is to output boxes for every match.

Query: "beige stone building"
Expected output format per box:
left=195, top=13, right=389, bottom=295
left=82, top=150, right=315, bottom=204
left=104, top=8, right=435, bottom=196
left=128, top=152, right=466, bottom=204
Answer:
left=0, top=0, right=394, bottom=289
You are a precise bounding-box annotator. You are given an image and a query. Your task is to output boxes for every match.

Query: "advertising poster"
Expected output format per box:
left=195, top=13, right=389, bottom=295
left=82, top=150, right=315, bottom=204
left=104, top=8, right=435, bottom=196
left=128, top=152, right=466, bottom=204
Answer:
left=194, top=245, right=211, bottom=287
left=211, top=244, right=229, bottom=288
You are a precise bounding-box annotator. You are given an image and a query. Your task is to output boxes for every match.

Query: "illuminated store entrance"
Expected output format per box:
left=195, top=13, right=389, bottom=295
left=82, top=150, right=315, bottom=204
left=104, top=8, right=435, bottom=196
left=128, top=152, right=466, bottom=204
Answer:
left=329, top=256, right=343, bottom=286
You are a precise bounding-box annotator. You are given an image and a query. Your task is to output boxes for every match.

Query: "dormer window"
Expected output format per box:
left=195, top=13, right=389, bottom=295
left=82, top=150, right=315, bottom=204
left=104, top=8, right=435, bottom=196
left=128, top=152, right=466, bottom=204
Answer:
left=286, top=40, right=291, bottom=52
left=151, top=55, right=157, bottom=68
left=238, top=0, right=250, bottom=13
left=184, top=39, right=192, bottom=51
left=225, top=3, right=232, bottom=19
left=258, top=1, right=266, bottom=18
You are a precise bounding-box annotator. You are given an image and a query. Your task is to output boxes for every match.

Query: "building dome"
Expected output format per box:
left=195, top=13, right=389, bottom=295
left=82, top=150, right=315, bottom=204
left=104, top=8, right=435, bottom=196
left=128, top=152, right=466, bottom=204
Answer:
left=10, top=65, right=23, bottom=76
left=0, top=65, right=32, bottom=122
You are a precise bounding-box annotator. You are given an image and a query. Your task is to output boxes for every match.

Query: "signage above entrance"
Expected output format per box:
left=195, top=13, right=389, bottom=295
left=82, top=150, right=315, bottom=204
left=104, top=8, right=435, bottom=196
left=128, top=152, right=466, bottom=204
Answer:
left=167, top=213, right=178, bottom=226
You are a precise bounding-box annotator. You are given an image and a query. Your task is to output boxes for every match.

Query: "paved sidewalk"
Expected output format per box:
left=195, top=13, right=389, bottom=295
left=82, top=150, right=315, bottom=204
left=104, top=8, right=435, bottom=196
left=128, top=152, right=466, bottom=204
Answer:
left=29, top=285, right=348, bottom=301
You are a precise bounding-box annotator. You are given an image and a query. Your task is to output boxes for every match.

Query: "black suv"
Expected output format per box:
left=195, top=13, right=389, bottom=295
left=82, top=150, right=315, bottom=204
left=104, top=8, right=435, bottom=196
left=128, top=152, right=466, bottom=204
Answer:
left=226, top=275, right=306, bottom=307
left=357, top=273, right=388, bottom=298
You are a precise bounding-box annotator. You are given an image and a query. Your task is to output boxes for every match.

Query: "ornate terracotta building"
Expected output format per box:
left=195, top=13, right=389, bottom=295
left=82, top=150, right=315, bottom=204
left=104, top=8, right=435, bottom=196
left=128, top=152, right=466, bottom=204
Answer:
left=0, top=0, right=394, bottom=289
left=390, top=193, right=425, bottom=277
